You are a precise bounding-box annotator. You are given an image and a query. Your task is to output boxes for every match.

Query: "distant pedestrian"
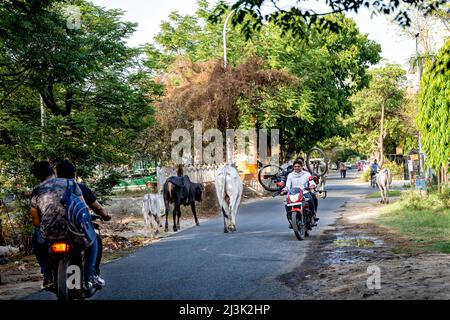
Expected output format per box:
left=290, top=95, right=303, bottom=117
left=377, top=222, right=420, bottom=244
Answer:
left=357, top=161, right=363, bottom=172
left=339, top=162, right=347, bottom=179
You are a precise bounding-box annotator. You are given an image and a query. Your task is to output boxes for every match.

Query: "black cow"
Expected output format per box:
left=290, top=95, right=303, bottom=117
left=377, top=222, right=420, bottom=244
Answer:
left=163, top=175, right=204, bottom=232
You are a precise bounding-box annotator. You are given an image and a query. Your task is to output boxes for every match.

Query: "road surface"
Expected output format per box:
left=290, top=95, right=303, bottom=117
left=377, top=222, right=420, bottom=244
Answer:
left=26, top=170, right=374, bottom=300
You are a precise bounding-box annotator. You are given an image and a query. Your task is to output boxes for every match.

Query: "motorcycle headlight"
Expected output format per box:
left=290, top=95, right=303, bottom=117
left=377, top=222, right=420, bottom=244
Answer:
left=288, top=194, right=300, bottom=203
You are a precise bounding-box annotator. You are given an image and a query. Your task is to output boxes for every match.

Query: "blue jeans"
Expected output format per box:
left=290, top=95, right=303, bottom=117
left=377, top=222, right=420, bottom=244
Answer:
left=84, top=237, right=97, bottom=283
left=32, top=227, right=49, bottom=275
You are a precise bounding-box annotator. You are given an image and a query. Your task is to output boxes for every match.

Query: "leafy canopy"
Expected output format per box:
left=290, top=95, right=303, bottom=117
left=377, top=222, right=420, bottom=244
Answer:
left=150, top=1, right=381, bottom=155
left=209, top=0, right=449, bottom=40
left=418, top=39, right=450, bottom=171
left=0, top=0, right=162, bottom=197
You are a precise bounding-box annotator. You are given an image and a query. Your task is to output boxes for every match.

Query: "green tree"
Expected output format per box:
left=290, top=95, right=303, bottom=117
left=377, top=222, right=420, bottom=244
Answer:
left=151, top=3, right=381, bottom=156
left=209, top=0, right=448, bottom=40
left=250, top=15, right=381, bottom=153
left=0, top=0, right=162, bottom=195
left=418, top=39, right=450, bottom=191
left=153, top=0, right=256, bottom=67
left=346, top=64, right=409, bottom=162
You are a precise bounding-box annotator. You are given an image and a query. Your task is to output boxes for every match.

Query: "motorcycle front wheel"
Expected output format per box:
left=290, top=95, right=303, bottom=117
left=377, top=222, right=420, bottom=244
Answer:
left=258, top=164, right=284, bottom=192
left=292, top=211, right=305, bottom=241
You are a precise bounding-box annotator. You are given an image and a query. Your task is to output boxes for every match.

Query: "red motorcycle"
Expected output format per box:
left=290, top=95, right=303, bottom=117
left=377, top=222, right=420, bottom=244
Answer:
left=271, top=186, right=317, bottom=241
left=285, top=187, right=316, bottom=240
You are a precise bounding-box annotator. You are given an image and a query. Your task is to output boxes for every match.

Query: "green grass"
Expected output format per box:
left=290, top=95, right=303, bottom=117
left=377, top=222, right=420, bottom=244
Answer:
left=376, top=190, right=450, bottom=254
left=366, top=190, right=403, bottom=198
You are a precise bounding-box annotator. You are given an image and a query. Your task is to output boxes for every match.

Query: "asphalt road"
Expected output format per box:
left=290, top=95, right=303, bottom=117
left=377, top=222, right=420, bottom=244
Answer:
left=26, top=170, right=373, bottom=300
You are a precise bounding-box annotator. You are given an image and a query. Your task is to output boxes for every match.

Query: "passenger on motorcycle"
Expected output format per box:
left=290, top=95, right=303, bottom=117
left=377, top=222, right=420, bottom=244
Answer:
left=30, top=160, right=98, bottom=292
left=280, top=159, right=319, bottom=229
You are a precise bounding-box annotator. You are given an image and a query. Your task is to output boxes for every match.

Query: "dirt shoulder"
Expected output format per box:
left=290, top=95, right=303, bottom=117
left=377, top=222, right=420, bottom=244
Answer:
left=280, top=197, right=450, bottom=300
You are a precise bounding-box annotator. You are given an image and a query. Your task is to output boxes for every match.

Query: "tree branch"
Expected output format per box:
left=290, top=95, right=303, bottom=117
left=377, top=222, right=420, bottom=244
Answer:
left=0, top=67, right=31, bottom=77
left=0, top=82, right=25, bottom=105
left=38, top=83, right=64, bottom=116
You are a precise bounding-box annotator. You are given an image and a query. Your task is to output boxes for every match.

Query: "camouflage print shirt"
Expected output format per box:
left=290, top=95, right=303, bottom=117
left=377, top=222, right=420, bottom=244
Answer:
left=30, top=177, right=83, bottom=240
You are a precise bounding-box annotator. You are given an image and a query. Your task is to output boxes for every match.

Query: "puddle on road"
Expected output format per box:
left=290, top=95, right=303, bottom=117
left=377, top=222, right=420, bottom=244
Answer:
left=324, top=236, right=384, bottom=265
left=333, top=238, right=375, bottom=248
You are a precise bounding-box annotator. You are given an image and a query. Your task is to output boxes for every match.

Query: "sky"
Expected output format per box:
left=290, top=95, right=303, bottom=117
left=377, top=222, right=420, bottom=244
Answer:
left=89, top=0, right=447, bottom=72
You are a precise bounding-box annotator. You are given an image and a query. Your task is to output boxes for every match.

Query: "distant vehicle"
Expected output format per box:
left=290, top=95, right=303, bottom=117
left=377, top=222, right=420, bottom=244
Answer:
left=345, top=162, right=352, bottom=169
left=331, top=163, right=338, bottom=170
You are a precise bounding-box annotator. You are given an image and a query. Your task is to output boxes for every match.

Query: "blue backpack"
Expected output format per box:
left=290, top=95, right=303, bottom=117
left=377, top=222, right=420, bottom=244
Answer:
left=61, top=179, right=96, bottom=248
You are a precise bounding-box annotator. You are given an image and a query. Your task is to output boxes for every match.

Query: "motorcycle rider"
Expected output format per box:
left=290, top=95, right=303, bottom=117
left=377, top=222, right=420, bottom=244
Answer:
left=295, top=156, right=319, bottom=215
left=55, top=160, right=111, bottom=288
left=280, top=159, right=319, bottom=229
left=370, top=159, right=381, bottom=184
left=30, top=160, right=98, bottom=292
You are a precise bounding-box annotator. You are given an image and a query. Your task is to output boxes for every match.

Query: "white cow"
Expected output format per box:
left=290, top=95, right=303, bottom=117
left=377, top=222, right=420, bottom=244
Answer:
left=376, top=168, right=392, bottom=204
left=215, top=164, right=243, bottom=233
left=142, top=194, right=164, bottom=236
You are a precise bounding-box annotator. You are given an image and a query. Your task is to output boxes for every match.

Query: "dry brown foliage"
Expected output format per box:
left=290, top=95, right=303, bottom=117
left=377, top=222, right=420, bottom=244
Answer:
left=147, top=56, right=296, bottom=161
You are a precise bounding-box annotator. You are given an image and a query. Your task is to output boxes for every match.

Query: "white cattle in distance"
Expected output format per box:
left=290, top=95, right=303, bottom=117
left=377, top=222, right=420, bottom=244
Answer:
left=142, top=194, right=164, bottom=236
left=376, top=168, right=392, bottom=204
left=215, top=164, right=243, bottom=233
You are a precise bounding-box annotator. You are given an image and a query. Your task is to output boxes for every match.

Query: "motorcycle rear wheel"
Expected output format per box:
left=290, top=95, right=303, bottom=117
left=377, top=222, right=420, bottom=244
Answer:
left=292, top=211, right=305, bottom=241
left=57, top=259, right=70, bottom=301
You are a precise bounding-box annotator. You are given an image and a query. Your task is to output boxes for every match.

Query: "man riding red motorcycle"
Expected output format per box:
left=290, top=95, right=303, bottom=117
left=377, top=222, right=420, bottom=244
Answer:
left=280, top=159, right=319, bottom=229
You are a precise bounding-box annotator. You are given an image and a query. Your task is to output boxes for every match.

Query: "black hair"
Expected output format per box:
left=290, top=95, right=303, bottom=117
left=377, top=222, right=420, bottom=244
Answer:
left=31, top=161, right=54, bottom=182
left=293, top=159, right=303, bottom=166
left=56, top=160, right=76, bottom=179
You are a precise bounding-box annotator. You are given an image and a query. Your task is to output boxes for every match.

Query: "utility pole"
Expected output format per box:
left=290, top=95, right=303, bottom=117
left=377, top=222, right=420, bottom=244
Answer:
left=379, top=99, right=385, bottom=167
left=223, top=10, right=235, bottom=69
left=415, top=33, right=425, bottom=191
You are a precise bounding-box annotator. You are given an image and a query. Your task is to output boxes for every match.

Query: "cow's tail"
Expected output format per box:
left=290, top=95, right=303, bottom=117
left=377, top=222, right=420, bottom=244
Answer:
left=168, top=181, right=173, bottom=199
left=222, top=168, right=230, bottom=219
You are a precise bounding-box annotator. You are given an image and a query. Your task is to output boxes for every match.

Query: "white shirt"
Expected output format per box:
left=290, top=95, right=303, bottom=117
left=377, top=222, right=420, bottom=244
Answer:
left=284, top=170, right=316, bottom=192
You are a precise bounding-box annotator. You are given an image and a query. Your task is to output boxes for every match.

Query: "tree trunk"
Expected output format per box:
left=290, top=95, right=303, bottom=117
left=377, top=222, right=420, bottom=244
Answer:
left=379, top=99, right=385, bottom=166
left=437, top=166, right=441, bottom=193
left=0, top=219, right=5, bottom=246
left=445, top=164, right=449, bottom=192
left=440, top=166, right=447, bottom=192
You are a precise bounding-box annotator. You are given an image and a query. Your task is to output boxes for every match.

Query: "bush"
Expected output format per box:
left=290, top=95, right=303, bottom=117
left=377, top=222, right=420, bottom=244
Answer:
left=382, top=160, right=404, bottom=179
left=361, top=168, right=371, bottom=182
left=0, top=198, right=33, bottom=254
left=399, top=189, right=450, bottom=211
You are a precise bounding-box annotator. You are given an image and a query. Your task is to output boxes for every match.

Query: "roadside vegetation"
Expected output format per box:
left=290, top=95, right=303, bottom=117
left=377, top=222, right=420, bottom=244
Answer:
left=366, top=189, right=403, bottom=198
left=376, top=189, right=450, bottom=253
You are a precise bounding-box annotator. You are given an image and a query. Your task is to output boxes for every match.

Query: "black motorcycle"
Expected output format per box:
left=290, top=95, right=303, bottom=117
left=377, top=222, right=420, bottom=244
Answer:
left=46, top=215, right=103, bottom=300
